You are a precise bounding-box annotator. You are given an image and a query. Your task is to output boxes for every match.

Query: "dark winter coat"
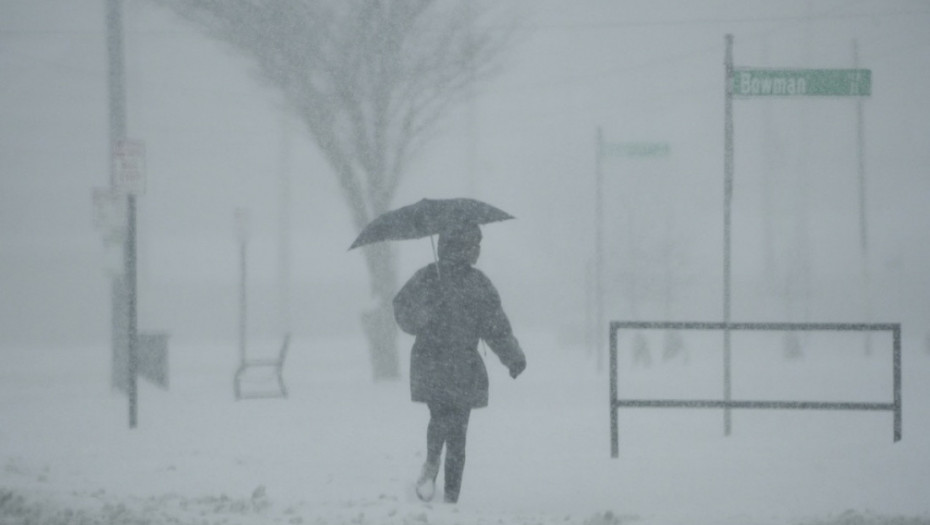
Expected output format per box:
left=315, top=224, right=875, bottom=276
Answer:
left=393, top=260, right=525, bottom=409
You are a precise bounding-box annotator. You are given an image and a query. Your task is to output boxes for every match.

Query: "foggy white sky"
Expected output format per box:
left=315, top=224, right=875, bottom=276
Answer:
left=2, top=0, right=929, bottom=346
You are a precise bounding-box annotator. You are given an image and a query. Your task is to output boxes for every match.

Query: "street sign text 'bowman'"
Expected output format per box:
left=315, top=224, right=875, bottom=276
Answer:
left=733, top=69, right=871, bottom=97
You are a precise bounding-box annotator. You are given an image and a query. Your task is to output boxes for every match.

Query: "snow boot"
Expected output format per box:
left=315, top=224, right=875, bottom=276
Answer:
left=415, top=460, right=440, bottom=502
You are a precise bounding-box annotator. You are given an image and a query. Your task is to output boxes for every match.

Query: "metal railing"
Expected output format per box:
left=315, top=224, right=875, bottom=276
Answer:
left=609, top=321, right=902, bottom=457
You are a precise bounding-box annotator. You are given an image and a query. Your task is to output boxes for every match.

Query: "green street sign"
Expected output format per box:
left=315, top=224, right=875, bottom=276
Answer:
left=733, top=68, right=871, bottom=97
left=602, top=142, right=670, bottom=158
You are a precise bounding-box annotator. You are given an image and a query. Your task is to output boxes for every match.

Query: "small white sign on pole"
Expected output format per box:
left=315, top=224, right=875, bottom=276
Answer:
left=113, top=139, right=146, bottom=195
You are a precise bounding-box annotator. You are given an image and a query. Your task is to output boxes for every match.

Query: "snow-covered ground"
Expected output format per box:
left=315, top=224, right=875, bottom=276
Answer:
left=2, top=329, right=928, bottom=525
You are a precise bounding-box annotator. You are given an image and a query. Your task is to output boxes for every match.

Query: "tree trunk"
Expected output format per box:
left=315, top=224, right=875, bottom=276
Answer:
left=360, top=240, right=400, bottom=381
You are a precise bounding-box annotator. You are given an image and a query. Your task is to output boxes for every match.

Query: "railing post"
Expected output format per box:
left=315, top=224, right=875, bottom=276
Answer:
left=893, top=324, right=902, bottom=441
left=610, top=322, right=619, bottom=458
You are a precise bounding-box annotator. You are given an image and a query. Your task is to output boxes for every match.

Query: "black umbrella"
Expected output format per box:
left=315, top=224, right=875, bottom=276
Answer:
left=349, top=198, right=514, bottom=250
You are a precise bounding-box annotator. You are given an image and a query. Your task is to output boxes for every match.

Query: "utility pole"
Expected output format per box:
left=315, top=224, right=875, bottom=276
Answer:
left=106, top=0, right=138, bottom=428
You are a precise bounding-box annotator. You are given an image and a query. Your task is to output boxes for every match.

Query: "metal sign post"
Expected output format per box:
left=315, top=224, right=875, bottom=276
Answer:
left=113, top=140, right=145, bottom=429
left=105, top=0, right=146, bottom=430
left=723, top=34, right=734, bottom=436
left=853, top=39, right=872, bottom=355
left=125, top=192, right=138, bottom=428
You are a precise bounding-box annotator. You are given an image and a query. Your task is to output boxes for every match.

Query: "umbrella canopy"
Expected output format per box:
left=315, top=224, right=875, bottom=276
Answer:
left=349, top=198, right=514, bottom=250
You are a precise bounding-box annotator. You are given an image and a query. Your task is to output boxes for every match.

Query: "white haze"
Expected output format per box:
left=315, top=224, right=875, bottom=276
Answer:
left=1, top=0, right=929, bottom=522
left=2, top=1, right=930, bottom=344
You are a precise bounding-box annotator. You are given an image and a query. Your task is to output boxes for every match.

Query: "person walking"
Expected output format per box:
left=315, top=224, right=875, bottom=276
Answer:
left=393, top=222, right=526, bottom=504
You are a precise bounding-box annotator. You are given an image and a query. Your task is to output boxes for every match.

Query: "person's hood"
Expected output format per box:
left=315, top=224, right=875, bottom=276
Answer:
left=438, top=223, right=481, bottom=263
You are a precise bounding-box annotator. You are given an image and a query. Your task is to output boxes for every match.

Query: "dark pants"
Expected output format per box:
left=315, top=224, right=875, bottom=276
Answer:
left=426, top=401, right=472, bottom=503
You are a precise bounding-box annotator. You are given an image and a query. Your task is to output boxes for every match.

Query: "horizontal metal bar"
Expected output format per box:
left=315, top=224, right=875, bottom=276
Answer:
left=610, top=321, right=899, bottom=332
left=614, top=399, right=895, bottom=411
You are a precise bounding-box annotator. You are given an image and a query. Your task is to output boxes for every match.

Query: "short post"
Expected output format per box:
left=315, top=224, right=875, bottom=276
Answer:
left=609, top=322, right=619, bottom=458
left=893, top=324, right=902, bottom=441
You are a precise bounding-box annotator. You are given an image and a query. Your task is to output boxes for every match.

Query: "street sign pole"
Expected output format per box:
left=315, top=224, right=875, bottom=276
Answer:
left=854, top=39, right=872, bottom=355
left=112, top=138, right=145, bottom=428
left=723, top=34, right=734, bottom=437
left=106, top=0, right=138, bottom=429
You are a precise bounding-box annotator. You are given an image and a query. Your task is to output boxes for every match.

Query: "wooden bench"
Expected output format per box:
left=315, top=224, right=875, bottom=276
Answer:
left=234, top=333, right=290, bottom=400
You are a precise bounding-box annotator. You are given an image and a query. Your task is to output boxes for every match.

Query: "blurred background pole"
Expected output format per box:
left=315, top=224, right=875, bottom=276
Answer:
left=235, top=208, right=250, bottom=366
left=723, top=34, right=734, bottom=436
left=595, top=127, right=605, bottom=372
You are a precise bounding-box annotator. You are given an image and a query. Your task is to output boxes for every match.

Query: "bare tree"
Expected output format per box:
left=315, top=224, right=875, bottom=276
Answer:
left=150, top=0, right=514, bottom=380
